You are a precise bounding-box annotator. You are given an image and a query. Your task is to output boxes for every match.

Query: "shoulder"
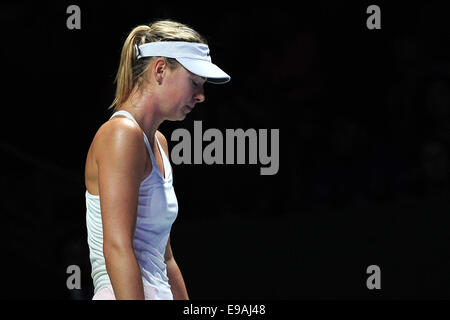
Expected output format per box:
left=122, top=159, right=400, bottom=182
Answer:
left=94, top=117, right=146, bottom=163
left=156, top=130, right=170, bottom=157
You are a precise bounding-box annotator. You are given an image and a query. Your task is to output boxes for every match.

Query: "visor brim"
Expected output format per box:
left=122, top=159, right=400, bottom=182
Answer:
left=177, top=58, right=231, bottom=84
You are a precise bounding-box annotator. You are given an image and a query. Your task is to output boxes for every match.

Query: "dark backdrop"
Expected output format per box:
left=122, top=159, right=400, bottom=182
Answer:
left=1, top=1, right=450, bottom=299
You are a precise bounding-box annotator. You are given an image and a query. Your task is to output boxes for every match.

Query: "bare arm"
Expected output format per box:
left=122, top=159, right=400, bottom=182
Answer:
left=156, top=131, right=189, bottom=300
left=96, top=119, right=148, bottom=299
left=165, top=236, right=189, bottom=300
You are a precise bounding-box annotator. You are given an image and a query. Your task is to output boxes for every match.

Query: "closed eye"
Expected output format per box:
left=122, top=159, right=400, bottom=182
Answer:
left=191, top=79, right=199, bottom=87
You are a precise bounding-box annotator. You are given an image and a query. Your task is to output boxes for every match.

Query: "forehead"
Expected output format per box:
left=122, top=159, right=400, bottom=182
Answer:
left=179, top=67, right=206, bottom=82
left=190, top=73, right=207, bottom=83
left=195, top=75, right=207, bottom=83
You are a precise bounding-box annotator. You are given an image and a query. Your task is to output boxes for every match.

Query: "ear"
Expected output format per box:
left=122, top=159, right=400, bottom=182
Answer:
left=153, top=57, right=167, bottom=85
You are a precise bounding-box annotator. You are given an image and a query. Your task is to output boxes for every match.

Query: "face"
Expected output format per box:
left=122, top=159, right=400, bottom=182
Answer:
left=154, top=60, right=206, bottom=121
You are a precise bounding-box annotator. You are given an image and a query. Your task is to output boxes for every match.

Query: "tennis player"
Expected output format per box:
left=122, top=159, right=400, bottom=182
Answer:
left=84, top=19, right=230, bottom=300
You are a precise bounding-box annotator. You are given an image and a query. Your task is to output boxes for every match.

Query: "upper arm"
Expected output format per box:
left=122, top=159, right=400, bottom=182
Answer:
left=96, top=119, right=147, bottom=251
left=158, top=132, right=174, bottom=263
left=157, top=131, right=175, bottom=263
left=164, top=236, right=173, bottom=262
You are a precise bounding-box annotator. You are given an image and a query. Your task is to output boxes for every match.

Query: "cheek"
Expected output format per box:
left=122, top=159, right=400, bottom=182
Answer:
left=169, top=82, right=191, bottom=102
left=162, top=70, right=192, bottom=106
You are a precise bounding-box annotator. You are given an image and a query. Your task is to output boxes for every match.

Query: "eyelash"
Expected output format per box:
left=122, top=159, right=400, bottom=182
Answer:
left=191, top=80, right=198, bottom=87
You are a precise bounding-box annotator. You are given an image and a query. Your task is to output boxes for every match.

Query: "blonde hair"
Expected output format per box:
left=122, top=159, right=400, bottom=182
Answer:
left=108, top=20, right=207, bottom=111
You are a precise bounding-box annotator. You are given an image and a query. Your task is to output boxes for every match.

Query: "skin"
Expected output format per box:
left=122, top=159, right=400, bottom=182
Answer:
left=84, top=57, right=206, bottom=299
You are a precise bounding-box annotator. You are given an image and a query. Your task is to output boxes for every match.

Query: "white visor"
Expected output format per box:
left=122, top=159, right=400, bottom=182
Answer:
left=136, top=41, right=230, bottom=84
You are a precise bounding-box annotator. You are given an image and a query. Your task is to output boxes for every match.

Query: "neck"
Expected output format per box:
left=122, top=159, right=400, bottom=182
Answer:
left=118, top=88, right=163, bottom=144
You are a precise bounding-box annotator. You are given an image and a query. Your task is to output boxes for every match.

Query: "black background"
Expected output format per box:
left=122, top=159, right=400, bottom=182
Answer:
left=1, top=0, right=450, bottom=299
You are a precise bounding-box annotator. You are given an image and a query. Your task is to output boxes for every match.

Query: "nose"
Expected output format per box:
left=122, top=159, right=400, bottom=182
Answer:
left=194, top=87, right=205, bottom=104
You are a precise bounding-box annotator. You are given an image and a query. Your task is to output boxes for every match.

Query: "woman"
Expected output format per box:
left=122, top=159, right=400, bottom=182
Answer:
left=84, top=20, right=230, bottom=300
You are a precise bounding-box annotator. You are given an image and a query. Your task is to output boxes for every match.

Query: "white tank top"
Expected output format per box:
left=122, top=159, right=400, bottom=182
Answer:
left=85, top=110, right=179, bottom=299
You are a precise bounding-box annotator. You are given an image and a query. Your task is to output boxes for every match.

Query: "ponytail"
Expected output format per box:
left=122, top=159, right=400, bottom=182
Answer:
left=108, top=25, right=151, bottom=111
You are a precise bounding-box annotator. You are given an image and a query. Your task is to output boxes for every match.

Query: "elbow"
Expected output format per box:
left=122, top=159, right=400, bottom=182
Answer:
left=165, top=252, right=177, bottom=265
left=164, top=250, right=174, bottom=263
left=164, top=256, right=174, bottom=264
left=103, top=240, right=134, bottom=264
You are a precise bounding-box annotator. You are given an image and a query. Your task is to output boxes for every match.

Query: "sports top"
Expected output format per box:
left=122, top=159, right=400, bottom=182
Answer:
left=85, top=110, right=178, bottom=299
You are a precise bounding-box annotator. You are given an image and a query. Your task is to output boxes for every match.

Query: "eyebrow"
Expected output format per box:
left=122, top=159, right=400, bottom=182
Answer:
left=192, top=76, right=207, bottom=84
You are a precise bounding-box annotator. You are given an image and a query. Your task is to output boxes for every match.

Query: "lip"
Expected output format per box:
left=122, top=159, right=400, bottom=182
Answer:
left=185, top=105, right=194, bottom=112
